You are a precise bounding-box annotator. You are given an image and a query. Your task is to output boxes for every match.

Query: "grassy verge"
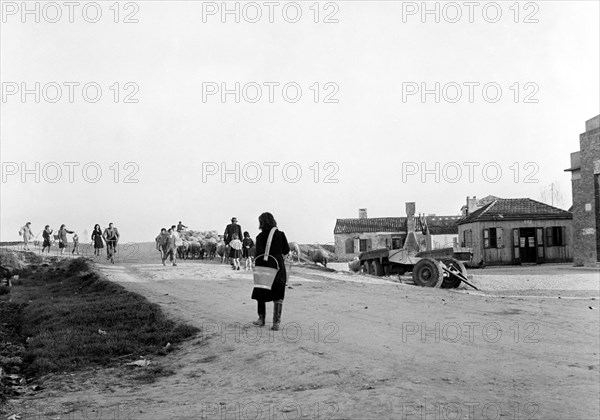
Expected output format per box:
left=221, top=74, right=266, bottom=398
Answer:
left=1, top=253, right=198, bottom=402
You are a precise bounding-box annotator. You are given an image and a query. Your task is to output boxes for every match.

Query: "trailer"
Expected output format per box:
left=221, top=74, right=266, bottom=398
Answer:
left=348, top=202, right=478, bottom=290
left=355, top=247, right=477, bottom=290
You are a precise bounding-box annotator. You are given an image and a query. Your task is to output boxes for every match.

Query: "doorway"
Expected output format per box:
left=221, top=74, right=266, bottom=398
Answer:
left=519, top=228, right=537, bottom=263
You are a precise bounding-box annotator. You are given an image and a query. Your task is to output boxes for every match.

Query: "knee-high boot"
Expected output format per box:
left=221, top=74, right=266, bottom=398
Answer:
left=271, top=300, right=283, bottom=331
left=252, top=301, right=266, bottom=326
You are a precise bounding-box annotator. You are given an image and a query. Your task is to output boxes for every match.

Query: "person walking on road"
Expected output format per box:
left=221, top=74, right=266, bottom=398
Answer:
left=155, top=228, right=175, bottom=266
left=229, top=234, right=242, bottom=270
left=251, top=212, right=290, bottom=331
left=58, top=224, right=74, bottom=255
left=19, top=222, right=34, bottom=251
left=242, top=231, right=255, bottom=270
left=42, top=225, right=53, bottom=254
left=224, top=217, right=243, bottom=268
left=91, top=224, right=104, bottom=256
left=224, top=217, right=243, bottom=246
left=71, top=234, right=80, bottom=255
left=169, top=226, right=179, bottom=266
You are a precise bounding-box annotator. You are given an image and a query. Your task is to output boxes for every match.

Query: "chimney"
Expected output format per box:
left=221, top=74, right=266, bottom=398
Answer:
left=358, top=208, right=367, bottom=219
left=405, top=202, right=416, bottom=217
left=466, top=196, right=478, bottom=215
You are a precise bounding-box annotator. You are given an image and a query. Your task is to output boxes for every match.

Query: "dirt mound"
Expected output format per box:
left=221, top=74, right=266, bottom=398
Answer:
left=0, top=250, right=43, bottom=278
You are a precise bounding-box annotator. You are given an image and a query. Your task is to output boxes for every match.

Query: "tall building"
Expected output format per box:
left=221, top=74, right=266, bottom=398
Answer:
left=565, top=115, right=600, bottom=266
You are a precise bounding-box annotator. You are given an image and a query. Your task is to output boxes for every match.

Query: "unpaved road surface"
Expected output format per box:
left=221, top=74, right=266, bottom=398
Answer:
left=8, top=261, right=600, bottom=419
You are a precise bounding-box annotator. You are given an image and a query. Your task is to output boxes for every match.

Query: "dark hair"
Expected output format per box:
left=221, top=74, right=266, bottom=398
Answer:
left=258, top=212, right=277, bottom=231
left=243, top=231, right=250, bottom=238
left=45, top=225, right=50, bottom=229
left=60, top=224, right=65, bottom=229
left=171, top=225, right=176, bottom=229
left=94, top=224, right=101, bottom=231
left=161, top=228, right=167, bottom=232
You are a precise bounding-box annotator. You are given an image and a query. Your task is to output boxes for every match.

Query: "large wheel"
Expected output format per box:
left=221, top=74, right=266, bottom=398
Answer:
left=372, top=259, right=384, bottom=276
left=361, top=261, right=370, bottom=274
left=412, top=258, right=444, bottom=288
left=441, top=258, right=467, bottom=289
left=367, top=260, right=375, bottom=275
left=384, top=264, right=392, bottom=276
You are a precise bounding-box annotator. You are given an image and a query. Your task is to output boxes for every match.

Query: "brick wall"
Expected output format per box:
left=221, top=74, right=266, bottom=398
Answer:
left=571, top=115, right=600, bottom=266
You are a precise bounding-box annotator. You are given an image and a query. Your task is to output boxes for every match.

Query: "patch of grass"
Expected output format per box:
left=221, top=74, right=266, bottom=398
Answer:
left=11, top=257, right=198, bottom=378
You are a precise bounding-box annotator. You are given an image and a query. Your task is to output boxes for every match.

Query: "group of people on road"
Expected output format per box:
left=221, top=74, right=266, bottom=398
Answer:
left=224, top=214, right=290, bottom=330
left=223, top=217, right=256, bottom=271
left=20, top=222, right=120, bottom=259
left=155, top=223, right=184, bottom=266
left=21, top=212, right=291, bottom=331
left=153, top=213, right=290, bottom=329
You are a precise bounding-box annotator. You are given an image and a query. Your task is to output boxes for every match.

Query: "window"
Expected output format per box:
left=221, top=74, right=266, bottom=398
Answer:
left=391, top=237, right=403, bottom=250
left=359, top=239, right=368, bottom=252
left=483, top=228, right=503, bottom=248
left=345, top=238, right=354, bottom=254
left=546, top=226, right=566, bottom=247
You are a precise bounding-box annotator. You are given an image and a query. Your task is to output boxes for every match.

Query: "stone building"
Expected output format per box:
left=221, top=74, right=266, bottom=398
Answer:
left=457, top=197, right=573, bottom=265
left=565, top=115, right=600, bottom=266
left=333, top=205, right=461, bottom=260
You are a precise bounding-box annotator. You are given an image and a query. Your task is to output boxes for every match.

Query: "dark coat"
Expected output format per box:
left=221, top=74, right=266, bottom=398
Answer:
left=92, top=230, right=104, bottom=249
left=251, top=229, right=290, bottom=302
left=43, top=229, right=52, bottom=247
left=224, top=223, right=243, bottom=245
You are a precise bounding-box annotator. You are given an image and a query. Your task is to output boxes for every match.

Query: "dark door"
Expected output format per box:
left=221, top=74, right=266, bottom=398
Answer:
left=519, top=228, right=536, bottom=263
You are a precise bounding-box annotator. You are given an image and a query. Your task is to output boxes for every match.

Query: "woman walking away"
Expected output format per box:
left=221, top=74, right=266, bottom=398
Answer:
left=251, top=212, right=290, bottom=331
left=19, top=222, right=34, bottom=250
left=58, top=224, right=74, bottom=255
left=229, top=234, right=243, bottom=270
left=91, top=224, right=104, bottom=256
left=242, top=231, right=255, bottom=270
left=42, top=225, right=53, bottom=254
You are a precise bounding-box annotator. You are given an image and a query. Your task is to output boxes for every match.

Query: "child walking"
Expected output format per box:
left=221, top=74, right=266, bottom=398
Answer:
left=242, top=231, right=255, bottom=270
left=229, top=234, right=243, bottom=270
left=72, top=234, right=80, bottom=255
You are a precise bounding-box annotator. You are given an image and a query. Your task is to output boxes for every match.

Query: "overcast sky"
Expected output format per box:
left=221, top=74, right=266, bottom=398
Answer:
left=1, top=0, right=598, bottom=244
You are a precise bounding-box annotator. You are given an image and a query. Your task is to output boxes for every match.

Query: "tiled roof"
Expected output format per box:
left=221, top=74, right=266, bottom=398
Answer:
left=457, top=198, right=573, bottom=225
left=424, top=216, right=462, bottom=235
left=334, top=217, right=406, bottom=234
left=334, top=216, right=461, bottom=235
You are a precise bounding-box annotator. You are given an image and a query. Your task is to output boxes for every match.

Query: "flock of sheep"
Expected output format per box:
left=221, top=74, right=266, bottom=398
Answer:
left=175, top=229, right=329, bottom=267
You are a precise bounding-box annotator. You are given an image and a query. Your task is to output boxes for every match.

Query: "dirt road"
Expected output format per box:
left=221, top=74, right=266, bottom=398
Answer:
left=12, top=261, right=600, bottom=419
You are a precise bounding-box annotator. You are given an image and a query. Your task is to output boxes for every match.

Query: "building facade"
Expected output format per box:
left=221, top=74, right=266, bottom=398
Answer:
left=565, top=115, right=600, bottom=266
left=333, top=206, right=461, bottom=260
left=457, top=198, right=573, bottom=265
